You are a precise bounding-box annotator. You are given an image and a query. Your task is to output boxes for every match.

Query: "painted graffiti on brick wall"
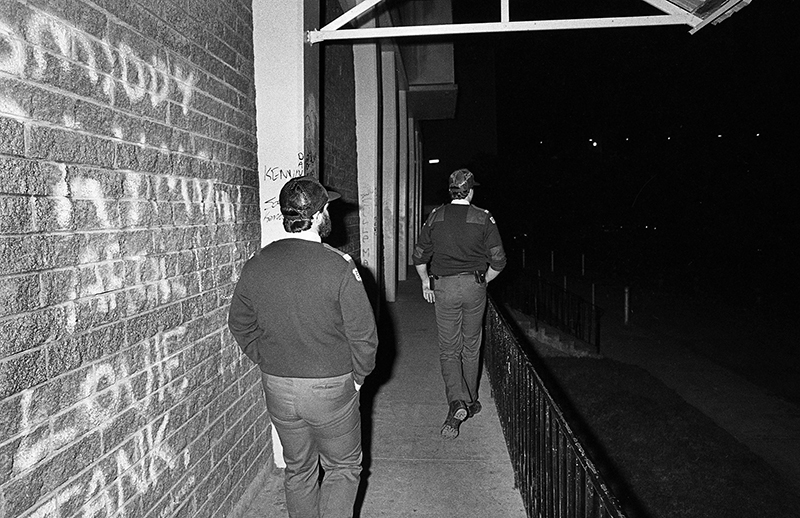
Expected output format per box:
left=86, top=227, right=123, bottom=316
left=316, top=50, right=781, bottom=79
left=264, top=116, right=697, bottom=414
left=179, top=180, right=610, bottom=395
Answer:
left=0, top=177, right=241, bottom=516
left=6, top=327, right=193, bottom=518
left=0, top=10, right=196, bottom=123
left=0, top=1, right=262, bottom=516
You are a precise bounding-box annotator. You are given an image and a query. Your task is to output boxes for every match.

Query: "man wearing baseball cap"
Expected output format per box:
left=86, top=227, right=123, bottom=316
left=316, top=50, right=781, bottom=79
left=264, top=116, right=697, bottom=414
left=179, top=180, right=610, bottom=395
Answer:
left=412, top=168, right=507, bottom=439
left=228, top=175, right=379, bottom=517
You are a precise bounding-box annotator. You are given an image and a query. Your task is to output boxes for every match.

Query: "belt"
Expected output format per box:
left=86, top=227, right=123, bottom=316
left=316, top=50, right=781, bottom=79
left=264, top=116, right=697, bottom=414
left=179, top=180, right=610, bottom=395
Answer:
left=432, top=272, right=473, bottom=279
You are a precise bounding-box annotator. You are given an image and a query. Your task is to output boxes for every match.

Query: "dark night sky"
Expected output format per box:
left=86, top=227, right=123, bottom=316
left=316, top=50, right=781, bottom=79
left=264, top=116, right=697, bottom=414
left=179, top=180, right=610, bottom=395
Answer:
left=489, top=0, right=792, bottom=148
left=419, top=0, right=798, bottom=296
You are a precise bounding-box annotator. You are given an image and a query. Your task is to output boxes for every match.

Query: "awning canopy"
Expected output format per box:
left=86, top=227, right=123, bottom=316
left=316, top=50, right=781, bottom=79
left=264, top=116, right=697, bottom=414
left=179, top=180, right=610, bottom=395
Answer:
left=308, top=0, right=754, bottom=44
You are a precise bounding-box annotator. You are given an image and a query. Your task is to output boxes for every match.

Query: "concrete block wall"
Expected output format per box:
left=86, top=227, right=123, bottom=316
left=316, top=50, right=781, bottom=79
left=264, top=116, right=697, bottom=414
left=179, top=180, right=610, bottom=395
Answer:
left=0, top=1, right=268, bottom=517
left=322, top=0, right=360, bottom=261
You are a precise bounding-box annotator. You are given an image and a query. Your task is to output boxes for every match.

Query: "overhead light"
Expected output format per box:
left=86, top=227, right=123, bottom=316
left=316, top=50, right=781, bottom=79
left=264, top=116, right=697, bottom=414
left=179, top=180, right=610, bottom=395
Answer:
left=428, top=159, right=440, bottom=164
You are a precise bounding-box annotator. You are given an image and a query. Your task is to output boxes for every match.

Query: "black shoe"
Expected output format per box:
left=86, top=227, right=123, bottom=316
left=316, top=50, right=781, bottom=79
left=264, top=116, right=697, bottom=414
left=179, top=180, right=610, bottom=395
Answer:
left=467, top=401, right=482, bottom=418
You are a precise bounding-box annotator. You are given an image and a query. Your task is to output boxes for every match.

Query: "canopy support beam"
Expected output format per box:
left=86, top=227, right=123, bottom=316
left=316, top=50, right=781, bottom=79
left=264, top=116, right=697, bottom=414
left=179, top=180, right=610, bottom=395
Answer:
left=307, top=0, right=705, bottom=44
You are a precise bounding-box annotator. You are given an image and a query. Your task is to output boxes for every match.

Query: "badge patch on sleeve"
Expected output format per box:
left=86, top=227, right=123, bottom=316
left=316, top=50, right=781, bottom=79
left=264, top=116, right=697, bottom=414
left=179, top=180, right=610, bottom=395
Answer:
left=352, top=268, right=362, bottom=282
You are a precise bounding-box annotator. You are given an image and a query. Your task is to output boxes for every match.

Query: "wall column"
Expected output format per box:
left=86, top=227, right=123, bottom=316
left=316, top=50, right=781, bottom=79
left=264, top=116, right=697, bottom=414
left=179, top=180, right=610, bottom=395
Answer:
left=254, top=0, right=321, bottom=246
left=411, top=122, right=424, bottom=253
left=407, top=117, right=419, bottom=263
left=398, top=91, right=409, bottom=281
left=381, top=51, right=398, bottom=302
left=354, top=44, right=381, bottom=288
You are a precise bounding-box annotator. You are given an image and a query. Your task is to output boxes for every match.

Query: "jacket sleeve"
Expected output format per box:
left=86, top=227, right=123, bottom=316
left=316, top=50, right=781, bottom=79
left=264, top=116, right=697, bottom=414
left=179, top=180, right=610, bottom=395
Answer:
left=484, top=212, right=507, bottom=272
left=412, top=209, right=436, bottom=265
left=339, top=263, right=379, bottom=385
left=227, top=274, right=264, bottom=367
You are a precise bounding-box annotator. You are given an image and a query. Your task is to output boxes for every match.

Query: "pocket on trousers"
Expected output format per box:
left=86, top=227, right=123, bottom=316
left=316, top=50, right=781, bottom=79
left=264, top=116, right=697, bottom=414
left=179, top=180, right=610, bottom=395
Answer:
left=311, top=375, right=354, bottom=400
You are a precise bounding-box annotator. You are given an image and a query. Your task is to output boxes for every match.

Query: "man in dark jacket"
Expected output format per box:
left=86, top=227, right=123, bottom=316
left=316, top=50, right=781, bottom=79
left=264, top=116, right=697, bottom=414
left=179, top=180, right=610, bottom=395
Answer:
left=412, top=169, right=506, bottom=439
left=228, top=176, right=378, bottom=518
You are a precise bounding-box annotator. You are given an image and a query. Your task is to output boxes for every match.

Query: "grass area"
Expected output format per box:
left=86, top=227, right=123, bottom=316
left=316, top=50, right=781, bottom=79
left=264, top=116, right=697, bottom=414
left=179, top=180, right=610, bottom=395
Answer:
left=537, top=356, right=800, bottom=518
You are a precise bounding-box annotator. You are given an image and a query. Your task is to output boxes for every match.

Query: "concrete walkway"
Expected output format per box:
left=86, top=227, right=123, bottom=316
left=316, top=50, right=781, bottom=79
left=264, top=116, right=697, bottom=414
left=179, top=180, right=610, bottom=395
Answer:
left=235, top=277, right=526, bottom=517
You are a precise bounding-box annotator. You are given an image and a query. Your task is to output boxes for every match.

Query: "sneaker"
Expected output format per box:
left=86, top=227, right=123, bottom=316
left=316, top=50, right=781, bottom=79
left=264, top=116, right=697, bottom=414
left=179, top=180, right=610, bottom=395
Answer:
left=441, top=400, right=468, bottom=439
left=449, top=400, right=468, bottom=421
left=441, top=415, right=463, bottom=439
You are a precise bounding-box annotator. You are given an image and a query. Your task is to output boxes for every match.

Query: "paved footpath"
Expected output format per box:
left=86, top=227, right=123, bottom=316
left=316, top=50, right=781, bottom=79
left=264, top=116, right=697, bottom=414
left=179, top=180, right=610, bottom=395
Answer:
left=234, top=278, right=526, bottom=517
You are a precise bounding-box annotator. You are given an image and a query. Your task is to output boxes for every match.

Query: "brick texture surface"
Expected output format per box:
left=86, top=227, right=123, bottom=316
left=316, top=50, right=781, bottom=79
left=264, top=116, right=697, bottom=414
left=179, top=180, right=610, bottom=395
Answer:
left=0, top=1, right=269, bottom=517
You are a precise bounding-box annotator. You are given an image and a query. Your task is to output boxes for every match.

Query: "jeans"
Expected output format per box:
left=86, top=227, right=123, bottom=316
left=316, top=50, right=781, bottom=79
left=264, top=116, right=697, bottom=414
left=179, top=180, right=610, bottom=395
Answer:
left=433, top=273, right=487, bottom=405
left=262, top=372, right=362, bottom=518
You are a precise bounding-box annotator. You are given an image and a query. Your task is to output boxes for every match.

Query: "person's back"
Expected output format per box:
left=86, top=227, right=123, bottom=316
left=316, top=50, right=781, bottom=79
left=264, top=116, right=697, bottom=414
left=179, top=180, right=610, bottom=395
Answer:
left=423, top=203, right=502, bottom=277
left=234, top=238, right=375, bottom=380
left=228, top=176, right=378, bottom=518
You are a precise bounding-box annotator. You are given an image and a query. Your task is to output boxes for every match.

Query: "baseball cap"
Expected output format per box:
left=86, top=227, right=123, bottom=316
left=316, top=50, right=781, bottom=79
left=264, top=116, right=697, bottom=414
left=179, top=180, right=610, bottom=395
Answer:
left=448, top=169, right=480, bottom=193
left=280, top=176, right=341, bottom=219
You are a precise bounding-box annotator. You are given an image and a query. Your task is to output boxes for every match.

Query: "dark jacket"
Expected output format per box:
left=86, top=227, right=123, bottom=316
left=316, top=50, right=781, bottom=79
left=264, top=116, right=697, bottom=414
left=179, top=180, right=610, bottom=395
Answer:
left=228, top=238, right=378, bottom=385
left=412, top=203, right=507, bottom=276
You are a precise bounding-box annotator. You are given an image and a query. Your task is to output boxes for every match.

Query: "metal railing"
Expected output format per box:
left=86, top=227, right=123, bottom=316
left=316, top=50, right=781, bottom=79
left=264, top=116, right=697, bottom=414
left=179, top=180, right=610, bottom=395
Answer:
left=484, top=297, right=627, bottom=518
left=502, top=270, right=603, bottom=352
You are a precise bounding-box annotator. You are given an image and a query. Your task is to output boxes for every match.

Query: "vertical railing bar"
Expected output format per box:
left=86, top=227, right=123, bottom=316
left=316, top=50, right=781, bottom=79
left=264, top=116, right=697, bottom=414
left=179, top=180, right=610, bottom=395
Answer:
left=557, top=428, right=564, bottom=518
left=556, top=416, right=562, bottom=516
left=547, top=411, right=553, bottom=518
left=546, top=396, right=553, bottom=517
left=534, top=375, right=542, bottom=517
left=572, top=454, right=582, bottom=518
left=527, top=366, right=535, bottom=515
left=566, top=444, right=573, bottom=518
left=576, top=459, right=583, bottom=518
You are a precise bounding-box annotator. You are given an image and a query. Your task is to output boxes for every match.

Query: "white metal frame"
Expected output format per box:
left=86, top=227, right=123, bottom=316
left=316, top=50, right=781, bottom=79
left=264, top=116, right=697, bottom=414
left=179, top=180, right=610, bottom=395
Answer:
left=307, top=0, right=705, bottom=44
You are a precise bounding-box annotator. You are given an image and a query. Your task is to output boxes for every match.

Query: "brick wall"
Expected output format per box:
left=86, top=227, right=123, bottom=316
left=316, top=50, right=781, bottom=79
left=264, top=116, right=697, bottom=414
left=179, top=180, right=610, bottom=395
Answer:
left=322, top=0, right=360, bottom=261
left=0, top=1, right=268, bottom=517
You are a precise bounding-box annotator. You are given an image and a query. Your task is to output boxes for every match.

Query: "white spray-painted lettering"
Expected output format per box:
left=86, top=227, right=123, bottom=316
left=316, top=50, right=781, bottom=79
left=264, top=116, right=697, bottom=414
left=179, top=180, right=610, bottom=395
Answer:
left=25, top=484, right=81, bottom=518
left=26, top=13, right=70, bottom=78
left=0, top=19, right=24, bottom=75
left=0, top=11, right=196, bottom=117
left=81, top=363, right=120, bottom=429
left=118, top=41, right=149, bottom=105
left=0, top=7, right=251, bottom=518
left=12, top=326, right=191, bottom=517
left=82, top=468, right=114, bottom=518
left=157, top=474, right=196, bottom=518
